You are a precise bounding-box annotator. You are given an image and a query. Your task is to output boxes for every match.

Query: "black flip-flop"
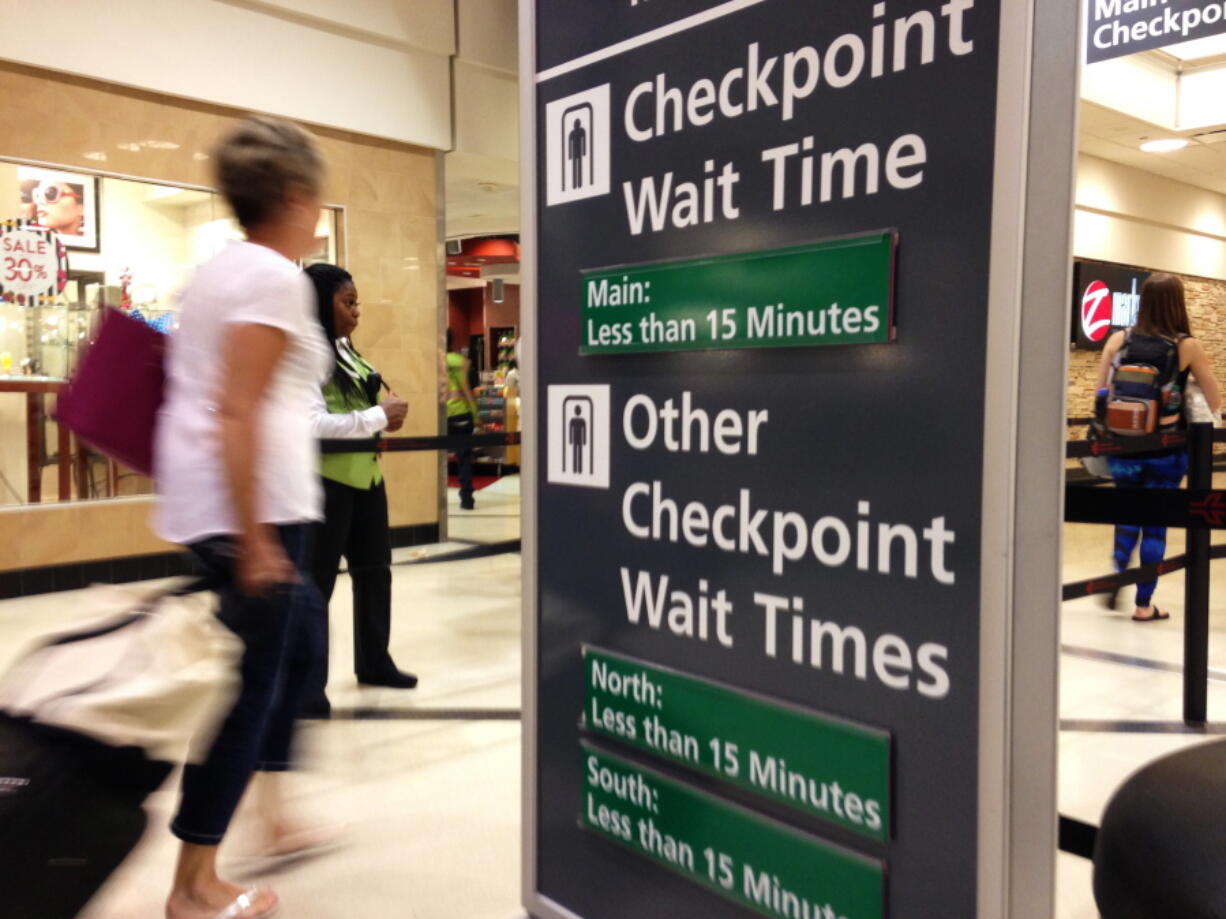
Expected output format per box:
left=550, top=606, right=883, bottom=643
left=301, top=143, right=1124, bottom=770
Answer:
left=1132, top=607, right=1171, bottom=622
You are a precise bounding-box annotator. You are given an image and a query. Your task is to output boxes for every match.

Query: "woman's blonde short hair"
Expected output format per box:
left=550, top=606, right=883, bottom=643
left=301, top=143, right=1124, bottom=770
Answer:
left=213, top=115, right=323, bottom=230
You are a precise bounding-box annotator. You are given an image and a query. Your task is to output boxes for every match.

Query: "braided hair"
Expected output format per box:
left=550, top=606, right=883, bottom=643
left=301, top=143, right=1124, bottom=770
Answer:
left=305, top=262, right=362, bottom=400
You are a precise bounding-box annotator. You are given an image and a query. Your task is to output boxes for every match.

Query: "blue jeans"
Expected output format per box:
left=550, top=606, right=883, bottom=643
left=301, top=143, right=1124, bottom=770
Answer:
left=1108, top=452, right=1189, bottom=607
left=170, top=524, right=326, bottom=845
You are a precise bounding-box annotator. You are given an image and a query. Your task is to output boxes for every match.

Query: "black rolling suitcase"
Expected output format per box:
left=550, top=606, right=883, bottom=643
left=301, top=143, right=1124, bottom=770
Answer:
left=0, top=582, right=239, bottom=918
left=0, top=715, right=171, bottom=919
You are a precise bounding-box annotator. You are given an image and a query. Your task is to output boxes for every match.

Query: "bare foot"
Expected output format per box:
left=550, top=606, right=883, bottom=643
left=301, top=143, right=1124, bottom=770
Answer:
left=240, top=772, right=343, bottom=858
left=166, top=882, right=277, bottom=919
left=1131, top=606, right=1171, bottom=622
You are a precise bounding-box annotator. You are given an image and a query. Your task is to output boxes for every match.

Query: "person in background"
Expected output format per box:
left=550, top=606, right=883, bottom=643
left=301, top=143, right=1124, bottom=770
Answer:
left=1097, top=273, right=1221, bottom=622
left=154, top=115, right=330, bottom=919
left=465, top=343, right=480, bottom=393
left=445, top=328, right=480, bottom=510
left=304, top=263, right=416, bottom=718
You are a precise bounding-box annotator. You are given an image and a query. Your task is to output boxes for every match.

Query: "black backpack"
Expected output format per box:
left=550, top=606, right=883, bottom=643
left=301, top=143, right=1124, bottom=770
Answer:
left=1102, top=330, right=1183, bottom=436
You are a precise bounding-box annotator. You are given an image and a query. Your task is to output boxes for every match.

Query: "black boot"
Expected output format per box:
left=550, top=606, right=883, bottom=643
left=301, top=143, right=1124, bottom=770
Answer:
left=356, top=669, right=418, bottom=689
left=301, top=695, right=332, bottom=719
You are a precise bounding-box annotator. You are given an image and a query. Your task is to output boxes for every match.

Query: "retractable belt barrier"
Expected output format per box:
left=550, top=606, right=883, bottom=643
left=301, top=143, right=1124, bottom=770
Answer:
left=1066, top=486, right=1226, bottom=529
left=1059, top=423, right=1221, bottom=864
left=1066, top=431, right=1187, bottom=459
left=319, top=431, right=522, bottom=455
left=1058, top=814, right=1098, bottom=861
left=1063, top=422, right=1216, bottom=731
left=1065, top=419, right=1226, bottom=459
left=1061, top=543, right=1226, bottom=601
left=1067, top=414, right=1226, bottom=429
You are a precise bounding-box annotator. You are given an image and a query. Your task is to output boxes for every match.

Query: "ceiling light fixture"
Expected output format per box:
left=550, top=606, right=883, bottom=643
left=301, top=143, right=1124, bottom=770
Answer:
left=1140, top=138, right=1189, bottom=153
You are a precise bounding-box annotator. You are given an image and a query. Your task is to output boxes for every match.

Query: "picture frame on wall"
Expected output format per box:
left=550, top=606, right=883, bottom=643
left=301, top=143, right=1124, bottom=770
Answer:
left=18, top=166, right=100, bottom=252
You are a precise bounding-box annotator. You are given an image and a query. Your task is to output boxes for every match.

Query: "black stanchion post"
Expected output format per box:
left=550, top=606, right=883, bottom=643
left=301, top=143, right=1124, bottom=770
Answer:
left=1184, top=422, right=1212, bottom=727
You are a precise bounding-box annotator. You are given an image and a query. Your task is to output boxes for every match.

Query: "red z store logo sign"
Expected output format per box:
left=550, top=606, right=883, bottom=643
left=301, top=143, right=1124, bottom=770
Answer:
left=1081, top=281, right=1112, bottom=342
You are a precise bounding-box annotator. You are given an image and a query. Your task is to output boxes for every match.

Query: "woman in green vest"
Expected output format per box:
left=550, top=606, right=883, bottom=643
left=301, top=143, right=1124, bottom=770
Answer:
left=446, top=328, right=480, bottom=509
left=304, top=264, right=415, bottom=718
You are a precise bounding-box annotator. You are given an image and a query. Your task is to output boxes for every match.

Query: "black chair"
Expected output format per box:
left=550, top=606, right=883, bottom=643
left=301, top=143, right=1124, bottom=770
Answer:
left=1094, top=738, right=1226, bottom=918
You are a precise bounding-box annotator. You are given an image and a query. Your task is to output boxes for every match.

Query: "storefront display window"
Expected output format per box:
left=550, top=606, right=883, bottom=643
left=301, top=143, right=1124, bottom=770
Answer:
left=0, top=158, right=341, bottom=506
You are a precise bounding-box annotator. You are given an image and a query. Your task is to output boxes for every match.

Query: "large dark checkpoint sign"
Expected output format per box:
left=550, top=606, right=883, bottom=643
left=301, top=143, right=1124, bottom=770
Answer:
left=528, top=2, right=1027, bottom=917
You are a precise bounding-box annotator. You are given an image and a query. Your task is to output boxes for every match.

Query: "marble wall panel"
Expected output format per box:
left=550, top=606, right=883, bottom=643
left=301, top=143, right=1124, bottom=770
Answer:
left=0, top=499, right=169, bottom=571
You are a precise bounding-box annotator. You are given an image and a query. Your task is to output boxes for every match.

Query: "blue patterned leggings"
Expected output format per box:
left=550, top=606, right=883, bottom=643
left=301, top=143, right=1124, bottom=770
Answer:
left=1107, top=451, right=1189, bottom=606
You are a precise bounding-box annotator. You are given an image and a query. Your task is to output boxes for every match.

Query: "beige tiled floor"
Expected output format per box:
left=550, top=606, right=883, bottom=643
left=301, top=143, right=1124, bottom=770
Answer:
left=0, top=479, right=525, bottom=919
left=3, top=473, right=1224, bottom=917
left=1056, top=508, right=1226, bottom=919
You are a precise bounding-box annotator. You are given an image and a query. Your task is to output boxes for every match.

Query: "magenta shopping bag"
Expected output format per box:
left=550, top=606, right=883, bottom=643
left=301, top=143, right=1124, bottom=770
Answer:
left=56, top=308, right=165, bottom=477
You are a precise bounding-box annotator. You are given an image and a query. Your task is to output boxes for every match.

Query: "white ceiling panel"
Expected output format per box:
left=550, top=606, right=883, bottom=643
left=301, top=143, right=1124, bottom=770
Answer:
left=1079, top=100, right=1226, bottom=199
left=1160, top=35, right=1226, bottom=62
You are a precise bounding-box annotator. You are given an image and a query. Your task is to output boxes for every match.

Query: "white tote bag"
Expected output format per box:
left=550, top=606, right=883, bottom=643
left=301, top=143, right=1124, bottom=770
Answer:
left=0, top=583, right=242, bottom=764
left=1185, top=380, right=1221, bottom=427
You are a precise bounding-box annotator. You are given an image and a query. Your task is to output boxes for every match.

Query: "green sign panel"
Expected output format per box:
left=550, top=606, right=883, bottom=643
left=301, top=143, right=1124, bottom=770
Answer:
left=583, top=647, right=891, bottom=841
left=581, top=744, right=885, bottom=919
left=580, top=231, right=896, bottom=355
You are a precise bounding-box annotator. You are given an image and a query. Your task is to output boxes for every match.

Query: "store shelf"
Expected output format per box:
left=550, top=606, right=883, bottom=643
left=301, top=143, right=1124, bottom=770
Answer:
left=472, top=387, right=520, bottom=467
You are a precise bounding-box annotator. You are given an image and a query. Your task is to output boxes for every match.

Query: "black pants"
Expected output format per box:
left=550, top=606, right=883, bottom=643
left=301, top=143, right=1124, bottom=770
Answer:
left=309, top=478, right=397, bottom=699
left=173, top=524, right=323, bottom=843
left=448, top=414, right=475, bottom=506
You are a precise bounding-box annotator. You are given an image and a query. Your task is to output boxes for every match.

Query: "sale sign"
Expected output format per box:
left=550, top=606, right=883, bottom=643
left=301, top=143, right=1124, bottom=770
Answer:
left=0, top=220, right=68, bottom=304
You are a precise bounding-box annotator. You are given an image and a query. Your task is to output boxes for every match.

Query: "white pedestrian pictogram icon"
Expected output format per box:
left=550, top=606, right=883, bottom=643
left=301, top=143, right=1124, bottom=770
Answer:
left=565, top=105, right=592, bottom=191
left=546, top=86, right=611, bottom=206
left=548, top=385, right=609, bottom=488
left=565, top=398, right=592, bottom=474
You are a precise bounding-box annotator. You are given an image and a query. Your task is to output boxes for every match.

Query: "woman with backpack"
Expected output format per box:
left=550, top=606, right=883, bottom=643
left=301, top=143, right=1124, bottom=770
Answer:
left=1096, top=273, right=1221, bottom=622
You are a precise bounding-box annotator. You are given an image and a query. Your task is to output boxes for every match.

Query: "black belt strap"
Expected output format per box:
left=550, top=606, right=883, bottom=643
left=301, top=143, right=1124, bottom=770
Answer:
left=319, top=432, right=522, bottom=455
left=319, top=437, right=380, bottom=455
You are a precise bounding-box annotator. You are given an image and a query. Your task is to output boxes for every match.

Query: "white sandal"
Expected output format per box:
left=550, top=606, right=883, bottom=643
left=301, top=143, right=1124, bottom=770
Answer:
left=212, top=887, right=279, bottom=919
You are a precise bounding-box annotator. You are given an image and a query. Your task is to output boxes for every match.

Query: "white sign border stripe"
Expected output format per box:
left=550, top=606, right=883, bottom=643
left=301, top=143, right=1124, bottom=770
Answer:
left=535, top=0, right=770, bottom=83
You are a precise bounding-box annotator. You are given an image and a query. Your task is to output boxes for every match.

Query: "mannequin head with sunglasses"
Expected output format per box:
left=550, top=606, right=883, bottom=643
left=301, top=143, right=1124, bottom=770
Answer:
left=33, top=180, right=85, bottom=236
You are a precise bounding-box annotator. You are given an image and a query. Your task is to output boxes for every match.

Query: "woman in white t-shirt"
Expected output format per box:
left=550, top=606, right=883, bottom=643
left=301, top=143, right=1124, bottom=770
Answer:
left=155, top=116, right=330, bottom=919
